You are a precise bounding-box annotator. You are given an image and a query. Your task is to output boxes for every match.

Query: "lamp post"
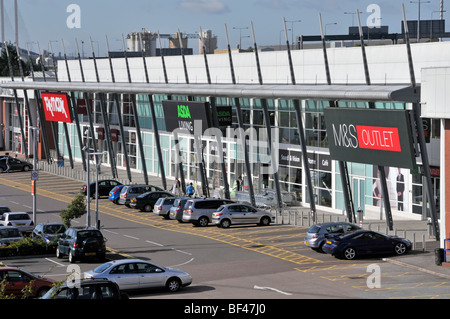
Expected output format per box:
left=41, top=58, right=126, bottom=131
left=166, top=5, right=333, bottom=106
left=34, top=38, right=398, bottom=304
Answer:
left=29, top=126, right=40, bottom=226
left=411, top=0, right=431, bottom=42
left=233, top=26, right=249, bottom=49
left=285, top=19, right=301, bottom=45
left=325, top=22, right=338, bottom=35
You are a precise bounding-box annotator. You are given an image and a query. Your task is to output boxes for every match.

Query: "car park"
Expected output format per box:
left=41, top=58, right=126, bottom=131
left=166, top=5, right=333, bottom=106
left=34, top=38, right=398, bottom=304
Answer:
left=212, top=203, right=275, bottom=228
left=118, top=184, right=164, bottom=207
left=0, top=266, right=53, bottom=298
left=129, top=191, right=174, bottom=212
left=304, top=222, right=361, bottom=253
left=322, top=229, right=412, bottom=260
left=0, top=226, right=23, bottom=246
left=109, top=185, right=125, bottom=204
left=169, top=197, right=191, bottom=222
left=81, top=179, right=122, bottom=198
left=153, top=197, right=177, bottom=218
left=0, top=156, right=33, bottom=173
left=182, top=198, right=235, bottom=227
left=41, top=279, right=128, bottom=299
left=32, top=223, right=66, bottom=243
left=84, top=259, right=192, bottom=293
left=56, top=227, right=107, bottom=263
left=0, top=212, right=34, bottom=233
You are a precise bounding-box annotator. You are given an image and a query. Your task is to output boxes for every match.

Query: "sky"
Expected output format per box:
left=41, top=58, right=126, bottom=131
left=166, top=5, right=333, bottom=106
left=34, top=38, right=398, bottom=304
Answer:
left=1, top=0, right=446, bottom=56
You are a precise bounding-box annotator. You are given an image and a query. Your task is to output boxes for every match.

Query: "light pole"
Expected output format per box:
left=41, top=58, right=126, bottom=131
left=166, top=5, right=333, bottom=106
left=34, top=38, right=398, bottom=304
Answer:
left=233, top=26, right=249, bottom=49
left=344, top=11, right=363, bottom=27
left=285, top=19, right=301, bottom=45
left=29, top=126, right=40, bottom=226
left=325, top=22, right=338, bottom=35
left=411, top=0, right=431, bottom=42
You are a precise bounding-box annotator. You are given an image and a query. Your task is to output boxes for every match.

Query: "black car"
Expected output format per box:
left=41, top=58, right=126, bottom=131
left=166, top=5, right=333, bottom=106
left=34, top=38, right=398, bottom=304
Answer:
left=56, top=227, right=107, bottom=263
left=0, top=206, right=11, bottom=219
left=129, top=191, right=175, bottom=212
left=0, top=157, right=33, bottom=173
left=323, top=230, right=412, bottom=260
left=81, top=179, right=122, bottom=198
left=41, top=279, right=128, bottom=300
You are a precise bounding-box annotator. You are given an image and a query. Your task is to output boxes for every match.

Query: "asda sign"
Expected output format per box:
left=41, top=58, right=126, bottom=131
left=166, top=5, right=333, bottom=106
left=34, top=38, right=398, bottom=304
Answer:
left=162, top=100, right=211, bottom=134
left=324, top=108, right=417, bottom=169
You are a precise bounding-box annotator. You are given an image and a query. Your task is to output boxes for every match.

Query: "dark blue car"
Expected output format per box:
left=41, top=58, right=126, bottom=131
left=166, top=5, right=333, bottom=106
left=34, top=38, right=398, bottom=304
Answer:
left=322, top=230, right=412, bottom=260
left=109, top=185, right=125, bottom=204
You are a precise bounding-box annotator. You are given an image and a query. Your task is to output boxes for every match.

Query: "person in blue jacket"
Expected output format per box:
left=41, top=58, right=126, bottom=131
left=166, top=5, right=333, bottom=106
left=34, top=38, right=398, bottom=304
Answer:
left=186, top=183, right=195, bottom=197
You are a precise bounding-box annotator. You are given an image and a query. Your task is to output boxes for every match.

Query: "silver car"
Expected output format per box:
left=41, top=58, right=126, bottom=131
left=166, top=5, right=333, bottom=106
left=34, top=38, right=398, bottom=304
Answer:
left=304, top=222, right=361, bottom=252
left=0, top=226, right=22, bottom=246
left=153, top=197, right=177, bottom=219
left=84, top=259, right=192, bottom=292
left=0, top=212, right=34, bottom=233
left=212, top=204, right=275, bottom=228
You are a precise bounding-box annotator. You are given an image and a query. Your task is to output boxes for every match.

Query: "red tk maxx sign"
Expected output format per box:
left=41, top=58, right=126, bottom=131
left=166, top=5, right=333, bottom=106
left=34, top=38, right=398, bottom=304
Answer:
left=41, top=92, right=73, bottom=123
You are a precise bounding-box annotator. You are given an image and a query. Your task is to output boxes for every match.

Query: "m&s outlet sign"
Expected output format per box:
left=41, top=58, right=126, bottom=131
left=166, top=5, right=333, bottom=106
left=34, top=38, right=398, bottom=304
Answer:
left=324, top=108, right=417, bottom=169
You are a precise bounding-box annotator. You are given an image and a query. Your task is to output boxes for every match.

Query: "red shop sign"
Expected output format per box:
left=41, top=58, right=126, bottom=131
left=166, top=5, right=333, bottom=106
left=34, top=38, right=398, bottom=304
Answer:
left=41, top=92, right=73, bottom=123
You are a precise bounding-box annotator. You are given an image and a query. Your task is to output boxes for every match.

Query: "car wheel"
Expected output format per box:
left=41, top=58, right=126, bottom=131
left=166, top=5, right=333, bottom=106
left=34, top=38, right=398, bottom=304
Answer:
left=259, top=216, right=271, bottom=226
left=68, top=250, right=76, bottom=263
left=37, top=287, right=50, bottom=298
left=220, top=219, right=231, bottom=228
left=394, top=242, right=407, bottom=255
left=56, top=247, right=63, bottom=259
left=166, top=277, right=181, bottom=292
left=343, top=247, right=356, bottom=260
left=0, top=167, right=4, bottom=173
left=143, top=204, right=152, bottom=212
left=23, top=166, right=30, bottom=172
left=198, top=216, right=209, bottom=227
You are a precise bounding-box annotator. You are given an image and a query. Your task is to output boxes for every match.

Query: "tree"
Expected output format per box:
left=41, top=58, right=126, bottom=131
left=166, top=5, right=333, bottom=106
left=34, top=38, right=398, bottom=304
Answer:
left=60, top=193, right=87, bottom=228
left=0, top=42, right=41, bottom=77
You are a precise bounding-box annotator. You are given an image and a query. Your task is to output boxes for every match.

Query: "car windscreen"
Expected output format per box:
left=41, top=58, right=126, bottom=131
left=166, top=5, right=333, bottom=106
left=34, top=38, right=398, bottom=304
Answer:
left=307, top=225, right=321, bottom=234
left=8, top=214, right=30, bottom=221
left=94, top=262, right=113, bottom=273
left=0, top=228, right=21, bottom=238
left=77, top=230, right=103, bottom=240
left=43, top=224, right=66, bottom=234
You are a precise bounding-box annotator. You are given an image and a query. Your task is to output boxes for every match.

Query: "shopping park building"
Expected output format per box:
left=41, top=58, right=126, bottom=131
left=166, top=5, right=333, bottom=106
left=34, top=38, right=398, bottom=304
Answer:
left=1, top=37, right=450, bottom=245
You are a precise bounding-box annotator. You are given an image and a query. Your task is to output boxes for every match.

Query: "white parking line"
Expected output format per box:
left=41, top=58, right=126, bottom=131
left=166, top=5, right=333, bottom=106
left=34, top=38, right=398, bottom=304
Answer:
left=23, top=205, right=32, bottom=209
left=145, top=240, right=164, bottom=247
left=168, top=258, right=194, bottom=268
left=124, top=235, right=140, bottom=240
left=173, top=248, right=192, bottom=256
left=45, top=258, right=65, bottom=267
left=103, top=229, right=119, bottom=235
left=10, top=201, right=18, bottom=205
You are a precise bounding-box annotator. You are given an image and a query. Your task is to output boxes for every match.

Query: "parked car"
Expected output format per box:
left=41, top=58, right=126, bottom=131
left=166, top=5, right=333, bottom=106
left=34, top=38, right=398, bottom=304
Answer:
left=41, top=279, right=128, bottom=300
left=129, top=191, right=174, bottom=212
left=109, top=185, right=125, bottom=204
left=56, top=227, right=107, bottom=263
left=0, top=156, right=33, bottom=173
left=153, top=197, right=177, bottom=218
left=0, top=266, right=53, bottom=298
left=81, top=179, right=122, bottom=198
left=182, top=198, right=235, bottom=227
left=32, top=223, right=66, bottom=243
left=212, top=203, right=275, bottom=228
left=0, top=212, right=34, bottom=233
left=0, top=206, right=11, bottom=218
left=304, top=222, right=362, bottom=253
left=84, top=259, right=192, bottom=293
left=118, top=184, right=163, bottom=207
left=169, top=197, right=191, bottom=222
left=322, top=230, right=412, bottom=260
left=0, top=226, right=23, bottom=246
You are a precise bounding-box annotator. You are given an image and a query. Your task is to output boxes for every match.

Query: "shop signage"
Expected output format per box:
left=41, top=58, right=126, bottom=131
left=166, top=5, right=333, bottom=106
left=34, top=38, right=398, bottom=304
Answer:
left=216, top=106, right=232, bottom=127
left=162, top=100, right=211, bottom=134
left=41, top=92, right=72, bottom=123
left=324, top=108, right=417, bottom=169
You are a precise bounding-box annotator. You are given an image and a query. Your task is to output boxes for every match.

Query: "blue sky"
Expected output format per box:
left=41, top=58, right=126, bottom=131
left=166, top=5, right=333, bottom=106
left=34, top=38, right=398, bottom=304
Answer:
left=2, top=0, right=446, bottom=56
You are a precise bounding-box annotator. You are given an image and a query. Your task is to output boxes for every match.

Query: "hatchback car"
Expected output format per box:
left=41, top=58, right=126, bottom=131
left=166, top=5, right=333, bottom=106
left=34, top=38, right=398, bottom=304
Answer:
left=84, top=259, right=192, bottom=293
left=32, top=223, right=66, bottom=243
left=169, top=197, right=191, bottom=222
left=130, top=191, right=174, bottom=212
left=109, top=185, right=125, bottom=204
left=153, top=197, right=177, bottom=218
left=0, top=212, right=34, bottom=233
left=0, top=226, right=23, bottom=246
left=304, top=222, right=361, bottom=253
left=41, top=279, right=128, bottom=300
left=322, top=230, right=412, bottom=260
left=56, top=227, right=107, bottom=263
left=0, top=157, right=33, bottom=173
left=212, top=204, right=275, bottom=228
left=81, top=179, right=122, bottom=198
left=0, top=267, right=53, bottom=298
left=182, top=198, right=235, bottom=227
left=118, top=184, right=164, bottom=207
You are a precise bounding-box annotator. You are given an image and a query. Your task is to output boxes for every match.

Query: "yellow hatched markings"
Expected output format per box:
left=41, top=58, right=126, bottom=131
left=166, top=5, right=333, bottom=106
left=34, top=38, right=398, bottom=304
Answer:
left=0, top=173, right=324, bottom=266
left=352, top=280, right=450, bottom=292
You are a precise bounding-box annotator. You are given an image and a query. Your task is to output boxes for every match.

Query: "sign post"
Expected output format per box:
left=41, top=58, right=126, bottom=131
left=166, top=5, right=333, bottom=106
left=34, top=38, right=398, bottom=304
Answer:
left=29, top=126, right=40, bottom=226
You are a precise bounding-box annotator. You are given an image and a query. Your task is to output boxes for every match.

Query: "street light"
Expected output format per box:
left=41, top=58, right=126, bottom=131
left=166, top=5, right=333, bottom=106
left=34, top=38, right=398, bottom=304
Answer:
left=29, top=126, right=40, bottom=226
left=285, top=19, right=301, bottom=45
left=325, top=22, right=338, bottom=35
left=410, top=0, right=431, bottom=42
left=344, top=11, right=363, bottom=27
left=233, top=26, right=249, bottom=49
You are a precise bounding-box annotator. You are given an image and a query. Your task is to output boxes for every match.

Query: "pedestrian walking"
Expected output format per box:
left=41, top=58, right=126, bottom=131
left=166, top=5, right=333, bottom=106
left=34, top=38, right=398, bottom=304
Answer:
left=5, top=156, right=10, bottom=173
left=172, top=177, right=181, bottom=196
left=186, top=183, right=195, bottom=197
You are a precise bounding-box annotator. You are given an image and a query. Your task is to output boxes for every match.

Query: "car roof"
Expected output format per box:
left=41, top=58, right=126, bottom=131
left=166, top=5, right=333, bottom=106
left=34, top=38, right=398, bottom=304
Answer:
left=4, top=212, right=29, bottom=215
left=0, top=226, right=19, bottom=230
left=37, top=222, right=65, bottom=226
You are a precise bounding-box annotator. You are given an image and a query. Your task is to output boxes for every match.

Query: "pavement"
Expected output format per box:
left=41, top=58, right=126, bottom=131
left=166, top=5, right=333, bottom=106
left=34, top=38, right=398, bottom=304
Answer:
left=3, top=150, right=450, bottom=280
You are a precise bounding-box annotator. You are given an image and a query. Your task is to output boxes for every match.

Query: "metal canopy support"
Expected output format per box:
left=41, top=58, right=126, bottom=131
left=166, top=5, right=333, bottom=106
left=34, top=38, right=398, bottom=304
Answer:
left=251, top=21, right=284, bottom=212
left=283, top=17, right=317, bottom=215
left=319, top=14, right=355, bottom=224
left=402, top=4, right=440, bottom=241
left=106, top=35, right=132, bottom=183
left=357, top=10, right=393, bottom=230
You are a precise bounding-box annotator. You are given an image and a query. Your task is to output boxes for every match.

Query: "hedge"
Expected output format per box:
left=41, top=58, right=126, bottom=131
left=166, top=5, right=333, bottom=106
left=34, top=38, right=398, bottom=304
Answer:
left=0, top=237, right=57, bottom=258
